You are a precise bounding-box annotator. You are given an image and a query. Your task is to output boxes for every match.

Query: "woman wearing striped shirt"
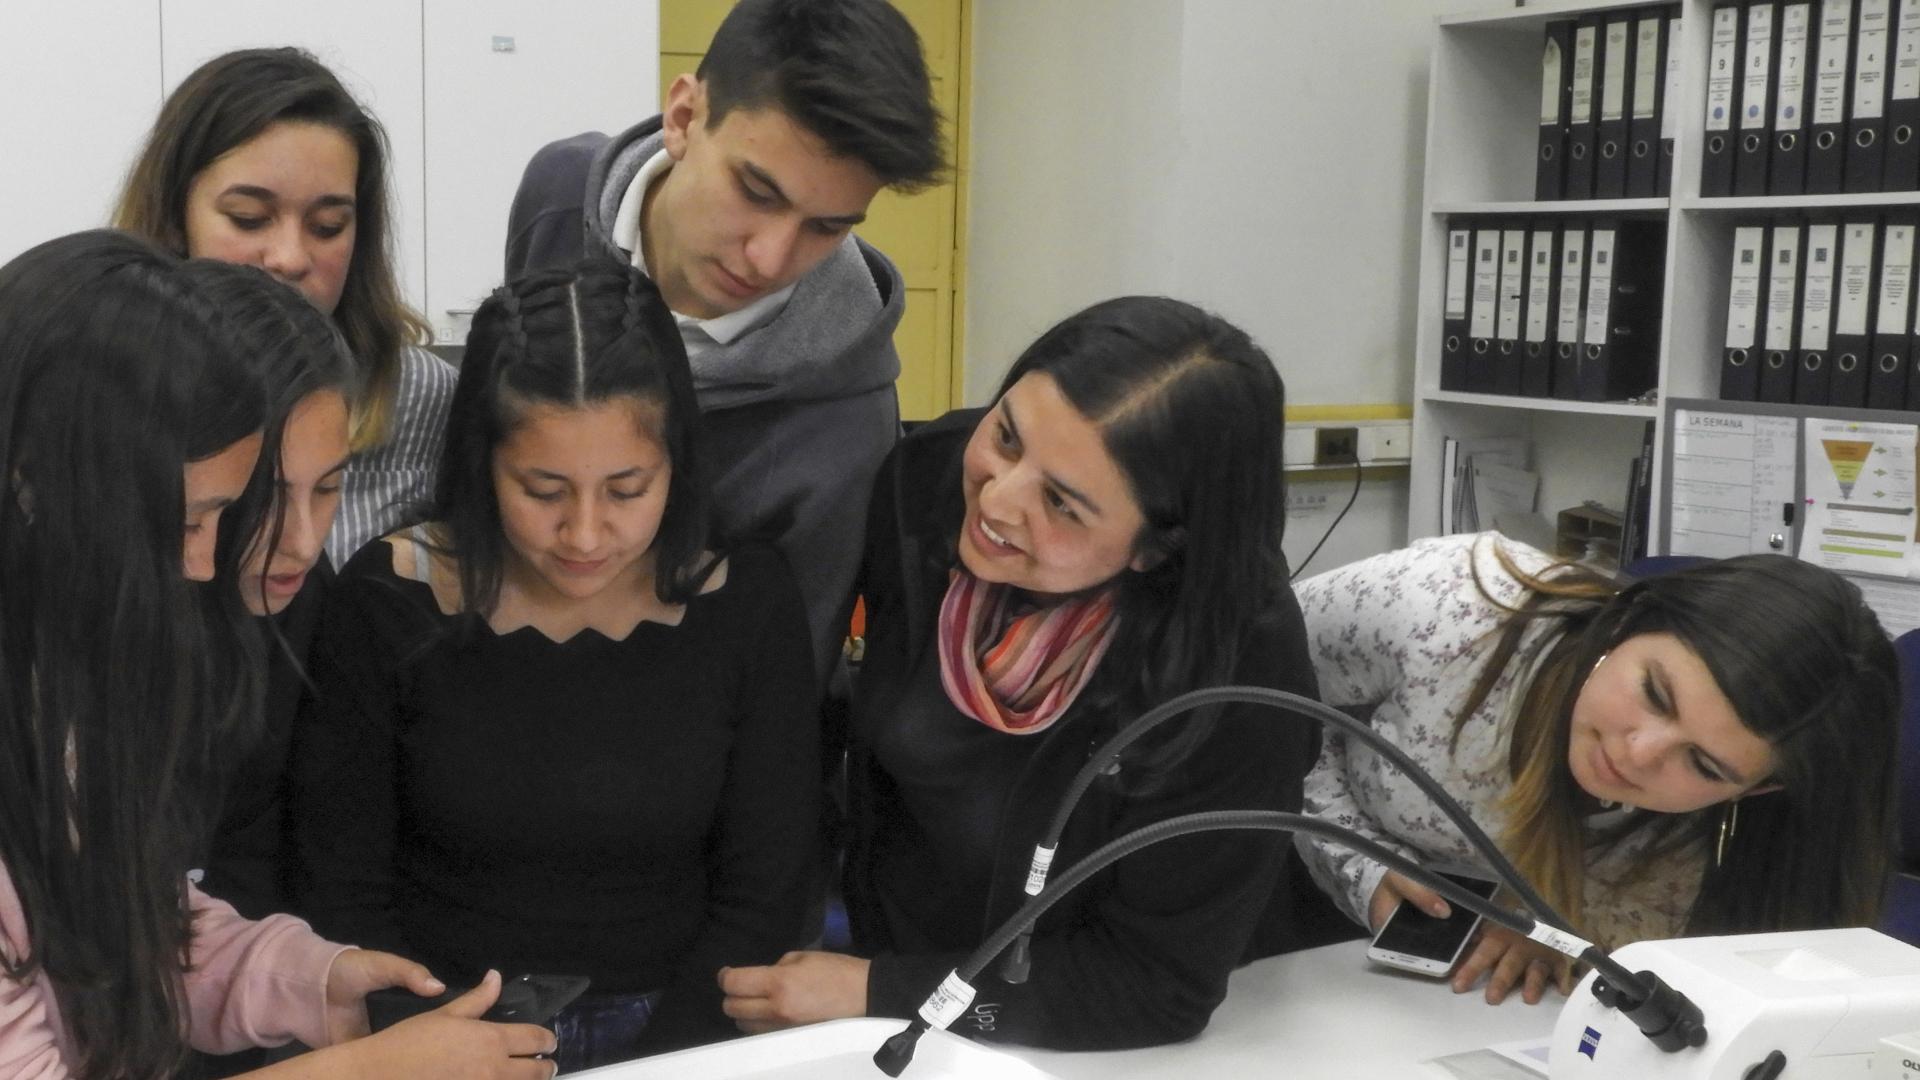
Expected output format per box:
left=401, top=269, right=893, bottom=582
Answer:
left=115, top=46, right=456, bottom=563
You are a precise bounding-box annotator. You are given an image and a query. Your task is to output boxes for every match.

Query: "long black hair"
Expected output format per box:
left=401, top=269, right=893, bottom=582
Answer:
left=1462, top=544, right=1900, bottom=938
left=180, top=259, right=360, bottom=615
left=984, top=296, right=1289, bottom=766
left=432, top=257, right=711, bottom=616
left=0, top=230, right=267, bottom=1077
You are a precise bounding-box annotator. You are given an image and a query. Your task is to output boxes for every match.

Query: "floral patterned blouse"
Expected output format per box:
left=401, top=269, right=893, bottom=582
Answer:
left=1292, top=532, right=1700, bottom=948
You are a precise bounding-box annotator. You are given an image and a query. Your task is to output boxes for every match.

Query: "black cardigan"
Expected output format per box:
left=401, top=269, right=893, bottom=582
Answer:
left=845, top=409, right=1326, bottom=1051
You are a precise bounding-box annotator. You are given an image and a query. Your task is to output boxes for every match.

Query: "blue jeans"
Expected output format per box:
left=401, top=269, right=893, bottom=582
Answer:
left=551, top=990, right=662, bottom=1073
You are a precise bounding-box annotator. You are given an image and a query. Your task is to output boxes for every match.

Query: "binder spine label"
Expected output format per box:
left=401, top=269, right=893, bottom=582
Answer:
left=1895, top=2, right=1920, bottom=100
left=1778, top=5, right=1812, bottom=130
left=1583, top=230, right=1618, bottom=346
left=1663, top=14, right=1685, bottom=139
left=1728, top=227, right=1766, bottom=351
left=1838, top=223, right=1878, bottom=336
left=1604, top=20, right=1631, bottom=121
left=1744, top=4, right=1777, bottom=130
left=1803, top=224, right=1839, bottom=350
left=1471, top=232, right=1500, bottom=340
left=1574, top=25, right=1599, bottom=124
left=1445, top=231, right=1471, bottom=321
left=1879, top=224, right=1915, bottom=331
left=1709, top=8, right=1742, bottom=131
left=1542, top=37, right=1565, bottom=124
left=1635, top=18, right=1662, bottom=120
left=1558, top=231, right=1588, bottom=344
left=1856, top=0, right=1891, bottom=121
left=1526, top=231, right=1554, bottom=343
left=1766, top=228, right=1802, bottom=350
left=1815, top=0, right=1854, bottom=125
left=1498, top=231, right=1526, bottom=340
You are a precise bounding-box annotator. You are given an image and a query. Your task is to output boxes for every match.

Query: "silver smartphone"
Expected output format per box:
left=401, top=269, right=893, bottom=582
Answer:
left=1366, top=869, right=1502, bottom=976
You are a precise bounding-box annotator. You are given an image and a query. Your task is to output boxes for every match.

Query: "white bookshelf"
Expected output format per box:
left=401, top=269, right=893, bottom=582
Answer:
left=1410, top=0, right=1920, bottom=552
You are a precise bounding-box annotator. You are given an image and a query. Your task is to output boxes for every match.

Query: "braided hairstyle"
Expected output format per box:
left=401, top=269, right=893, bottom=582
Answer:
left=431, top=257, right=709, bottom=617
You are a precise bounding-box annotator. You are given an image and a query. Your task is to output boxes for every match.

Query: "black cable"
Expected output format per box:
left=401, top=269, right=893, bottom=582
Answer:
left=1000, top=687, right=1568, bottom=984
left=877, top=812, right=1677, bottom=1077
left=1290, top=460, right=1363, bottom=581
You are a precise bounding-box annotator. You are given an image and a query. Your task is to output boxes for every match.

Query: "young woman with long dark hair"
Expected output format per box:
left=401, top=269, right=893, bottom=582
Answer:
left=290, top=258, right=818, bottom=1070
left=719, top=296, right=1323, bottom=1050
left=0, top=231, right=552, bottom=1079
left=1294, top=534, right=1899, bottom=1005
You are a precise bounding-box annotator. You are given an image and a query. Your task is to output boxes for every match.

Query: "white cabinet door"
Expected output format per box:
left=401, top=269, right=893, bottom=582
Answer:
left=421, top=0, right=657, bottom=343
left=0, top=2, right=162, bottom=260
left=159, top=0, right=428, bottom=314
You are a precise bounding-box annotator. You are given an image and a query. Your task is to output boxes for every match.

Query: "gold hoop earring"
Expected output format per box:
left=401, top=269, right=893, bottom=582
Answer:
left=1715, top=799, right=1740, bottom=868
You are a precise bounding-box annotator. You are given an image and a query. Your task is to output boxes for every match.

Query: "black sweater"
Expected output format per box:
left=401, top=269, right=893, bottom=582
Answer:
left=199, top=560, right=334, bottom=921
left=845, top=410, right=1324, bottom=1051
left=289, top=540, right=818, bottom=1050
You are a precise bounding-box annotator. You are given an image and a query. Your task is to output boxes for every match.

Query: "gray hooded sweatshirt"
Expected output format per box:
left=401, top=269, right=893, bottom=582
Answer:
left=506, top=117, right=904, bottom=681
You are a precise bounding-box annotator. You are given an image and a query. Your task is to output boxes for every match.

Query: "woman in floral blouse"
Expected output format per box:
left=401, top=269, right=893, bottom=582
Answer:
left=1293, top=532, right=1898, bottom=1007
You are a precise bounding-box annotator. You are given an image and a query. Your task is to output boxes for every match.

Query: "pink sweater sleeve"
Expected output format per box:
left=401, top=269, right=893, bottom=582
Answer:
left=183, top=882, right=349, bottom=1054
left=0, top=858, right=76, bottom=1078
left=0, top=859, right=347, bottom=1073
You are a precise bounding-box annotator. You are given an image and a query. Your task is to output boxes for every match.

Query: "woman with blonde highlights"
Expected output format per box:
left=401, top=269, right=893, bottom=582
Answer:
left=1294, top=533, right=1898, bottom=1006
left=116, top=46, right=455, bottom=562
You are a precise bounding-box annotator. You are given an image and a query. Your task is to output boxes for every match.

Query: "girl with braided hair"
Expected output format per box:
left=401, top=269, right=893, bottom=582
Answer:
left=288, top=257, right=817, bottom=1069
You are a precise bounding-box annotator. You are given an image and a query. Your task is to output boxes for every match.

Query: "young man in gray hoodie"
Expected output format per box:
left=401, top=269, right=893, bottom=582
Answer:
left=504, top=0, right=944, bottom=681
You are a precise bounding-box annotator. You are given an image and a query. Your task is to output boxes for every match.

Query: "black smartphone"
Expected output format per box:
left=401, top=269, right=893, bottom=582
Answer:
left=1367, top=870, right=1502, bottom=977
left=365, top=973, right=591, bottom=1033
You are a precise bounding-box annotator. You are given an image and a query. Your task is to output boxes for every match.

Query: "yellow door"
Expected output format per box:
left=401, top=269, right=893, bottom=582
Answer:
left=660, top=0, right=969, bottom=420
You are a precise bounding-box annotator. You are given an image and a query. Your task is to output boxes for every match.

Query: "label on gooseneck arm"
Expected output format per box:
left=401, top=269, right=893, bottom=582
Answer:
left=918, top=971, right=979, bottom=1030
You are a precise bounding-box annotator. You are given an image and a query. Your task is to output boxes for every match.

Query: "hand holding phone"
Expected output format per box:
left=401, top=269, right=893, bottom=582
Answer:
left=1366, top=869, right=1501, bottom=977
left=366, top=972, right=590, bottom=1033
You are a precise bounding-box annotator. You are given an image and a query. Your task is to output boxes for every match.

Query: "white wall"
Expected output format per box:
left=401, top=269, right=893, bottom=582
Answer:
left=965, top=1, right=1452, bottom=571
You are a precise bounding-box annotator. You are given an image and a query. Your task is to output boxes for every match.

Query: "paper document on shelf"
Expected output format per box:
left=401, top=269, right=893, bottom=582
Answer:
left=1799, top=418, right=1920, bottom=578
left=1445, top=436, right=1534, bottom=535
left=1852, top=576, right=1920, bottom=637
left=1667, top=409, right=1798, bottom=559
left=1471, top=460, right=1540, bottom=523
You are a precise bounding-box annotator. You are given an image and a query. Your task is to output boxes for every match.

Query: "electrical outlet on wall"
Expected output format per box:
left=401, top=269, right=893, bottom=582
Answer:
left=1314, top=426, right=1359, bottom=465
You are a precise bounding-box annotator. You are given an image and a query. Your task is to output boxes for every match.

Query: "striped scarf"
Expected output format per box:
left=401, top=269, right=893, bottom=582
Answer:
left=936, top=568, right=1119, bottom=735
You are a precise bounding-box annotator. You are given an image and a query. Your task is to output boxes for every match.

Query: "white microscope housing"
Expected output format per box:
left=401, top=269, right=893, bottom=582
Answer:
left=1547, top=928, right=1920, bottom=1079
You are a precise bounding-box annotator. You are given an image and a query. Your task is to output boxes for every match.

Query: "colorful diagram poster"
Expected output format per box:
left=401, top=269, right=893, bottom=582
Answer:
left=1799, top=418, right=1920, bottom=578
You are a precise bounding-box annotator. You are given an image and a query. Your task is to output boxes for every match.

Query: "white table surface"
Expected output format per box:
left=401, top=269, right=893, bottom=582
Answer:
left=573, top=941, right=1559, bottom=1080
left=1008, top=940, right=1557, bottom=1080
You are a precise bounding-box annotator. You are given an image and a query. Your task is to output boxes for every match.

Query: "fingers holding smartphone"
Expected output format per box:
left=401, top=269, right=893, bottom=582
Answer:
left=354, top=972, right=559, bottom=1079
left=1366, top=869, right=1501, bottom=978
left=1366, top=869, right=1455, bottom=931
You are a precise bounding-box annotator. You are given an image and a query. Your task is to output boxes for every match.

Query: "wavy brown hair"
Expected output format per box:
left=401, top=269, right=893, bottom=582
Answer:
left=1453, top=539, right=1899, bottom=942
left=113, top=46, right=427, bottom=454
